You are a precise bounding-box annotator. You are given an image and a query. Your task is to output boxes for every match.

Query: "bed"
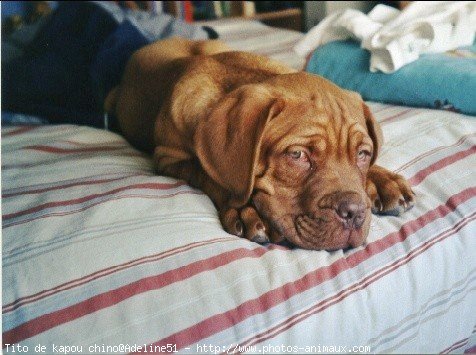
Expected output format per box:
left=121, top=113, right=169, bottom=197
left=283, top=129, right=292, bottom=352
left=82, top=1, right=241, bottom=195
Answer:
left=2, top=19, right=476, bottom=354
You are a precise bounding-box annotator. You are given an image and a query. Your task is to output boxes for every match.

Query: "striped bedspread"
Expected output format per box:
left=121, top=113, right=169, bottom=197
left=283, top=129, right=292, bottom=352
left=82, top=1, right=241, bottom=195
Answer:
left=204, top=18, right=306, bottom=70
left=2, top=19, right=476, bottom=355
left=2, top=104, right=475, bottom=354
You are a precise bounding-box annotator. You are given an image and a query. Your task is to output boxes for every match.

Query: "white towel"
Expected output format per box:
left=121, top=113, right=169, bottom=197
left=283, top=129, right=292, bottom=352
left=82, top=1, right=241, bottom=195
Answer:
left=295, top=1, right=476, bottom=73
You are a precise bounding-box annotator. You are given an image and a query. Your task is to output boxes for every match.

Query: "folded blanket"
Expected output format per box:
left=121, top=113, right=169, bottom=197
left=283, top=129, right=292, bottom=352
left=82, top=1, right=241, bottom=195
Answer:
left=2, top=1, right=211, bottom=127
left=296, top=2, right=476, bottom=73
left=305, top=40, right=476, bottom=116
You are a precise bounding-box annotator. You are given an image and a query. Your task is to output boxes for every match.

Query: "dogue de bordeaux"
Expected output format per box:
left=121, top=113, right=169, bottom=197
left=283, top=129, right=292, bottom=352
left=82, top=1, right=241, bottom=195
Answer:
left=105, top=37, right=415, bottom=250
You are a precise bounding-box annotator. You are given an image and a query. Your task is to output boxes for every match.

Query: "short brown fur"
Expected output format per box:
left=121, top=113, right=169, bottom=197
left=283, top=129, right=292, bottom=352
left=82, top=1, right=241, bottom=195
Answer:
left=106, top=38, right=415, bottom=250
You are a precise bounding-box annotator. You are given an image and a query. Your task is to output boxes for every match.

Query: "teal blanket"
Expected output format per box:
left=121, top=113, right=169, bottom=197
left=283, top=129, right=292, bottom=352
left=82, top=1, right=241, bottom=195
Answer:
left=305, top=40, right=476, bottom=116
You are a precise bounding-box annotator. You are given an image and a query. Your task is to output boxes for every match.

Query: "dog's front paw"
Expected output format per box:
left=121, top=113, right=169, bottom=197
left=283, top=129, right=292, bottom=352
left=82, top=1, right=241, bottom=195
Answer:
left=366, top=165, right=415, bottom=216
left=220, top=206, right=270, bottom=244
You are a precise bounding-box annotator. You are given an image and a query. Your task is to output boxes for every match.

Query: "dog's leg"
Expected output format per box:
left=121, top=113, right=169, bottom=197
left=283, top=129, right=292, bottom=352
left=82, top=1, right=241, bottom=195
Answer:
left=220, top=206, right=272, bottom=244
left=159, top=158, right=228, bottom=206
left=159, top=159, right=271, bottom=243
left=366, top=165, right=415, bottom=216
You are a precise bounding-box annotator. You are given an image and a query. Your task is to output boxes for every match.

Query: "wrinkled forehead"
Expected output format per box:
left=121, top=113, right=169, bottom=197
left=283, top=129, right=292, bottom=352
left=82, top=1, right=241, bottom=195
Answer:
left=262, top=99, right=372, bottom=153
left=264, top=71, right=365, bottom=116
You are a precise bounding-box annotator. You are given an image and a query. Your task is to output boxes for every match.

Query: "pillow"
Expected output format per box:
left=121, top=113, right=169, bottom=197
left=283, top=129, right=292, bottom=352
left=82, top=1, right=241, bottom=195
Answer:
left=305, top=40, right=476, bottom=116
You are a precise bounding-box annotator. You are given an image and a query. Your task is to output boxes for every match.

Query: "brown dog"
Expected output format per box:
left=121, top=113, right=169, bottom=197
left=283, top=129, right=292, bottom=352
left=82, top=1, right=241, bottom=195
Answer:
left=105, top=37, right=415, bottom=250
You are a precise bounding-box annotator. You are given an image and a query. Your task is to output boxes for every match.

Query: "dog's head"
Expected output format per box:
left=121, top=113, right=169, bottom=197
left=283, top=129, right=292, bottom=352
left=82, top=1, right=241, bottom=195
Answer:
left=194, top=72, right=382, bottom=250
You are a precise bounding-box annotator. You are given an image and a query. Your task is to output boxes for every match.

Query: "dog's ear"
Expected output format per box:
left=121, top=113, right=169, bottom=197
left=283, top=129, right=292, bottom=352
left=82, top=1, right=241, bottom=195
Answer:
left=362, top=102, right=383, bottom=165
left=194, top=85, right=284, bottom=207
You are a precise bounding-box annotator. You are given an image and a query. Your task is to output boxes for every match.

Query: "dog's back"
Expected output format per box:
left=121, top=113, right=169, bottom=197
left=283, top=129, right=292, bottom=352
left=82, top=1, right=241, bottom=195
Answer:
left=105, top=38, right=295, bottom=152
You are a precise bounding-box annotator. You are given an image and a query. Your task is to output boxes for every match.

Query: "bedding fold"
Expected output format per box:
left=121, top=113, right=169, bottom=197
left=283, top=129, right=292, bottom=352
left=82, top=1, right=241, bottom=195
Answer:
left=296, top=2, right=476, bottom=73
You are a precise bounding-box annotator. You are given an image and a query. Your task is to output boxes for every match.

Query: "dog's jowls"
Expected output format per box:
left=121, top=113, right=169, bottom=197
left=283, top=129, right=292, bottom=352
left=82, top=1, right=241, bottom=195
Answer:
left=105, top=37, right=415, bottom=250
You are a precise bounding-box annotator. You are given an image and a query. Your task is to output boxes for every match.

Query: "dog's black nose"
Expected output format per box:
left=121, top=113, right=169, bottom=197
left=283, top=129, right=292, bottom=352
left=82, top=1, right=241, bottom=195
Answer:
left=336, top=199, right=366, bottom=229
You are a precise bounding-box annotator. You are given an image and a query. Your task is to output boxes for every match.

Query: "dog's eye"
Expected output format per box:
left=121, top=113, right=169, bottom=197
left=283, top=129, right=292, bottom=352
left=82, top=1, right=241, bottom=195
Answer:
left=357, top=149, right=371, bottom=163
left=286, top=149, right=311, bottom=169
left=289, top=150, right=305, bottom=160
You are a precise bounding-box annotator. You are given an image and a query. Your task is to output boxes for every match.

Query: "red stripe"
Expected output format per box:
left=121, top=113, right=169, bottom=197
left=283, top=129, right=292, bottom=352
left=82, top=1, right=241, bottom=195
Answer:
left=379, top=108, right=415, bottom=124
left=2, top=246, right=271, bottom=347
left=395, top=134, right=476, bottom=174
left=62, top=140, right=125, bottom=146
left=2, top=182, right=187, bottom=220
left=372, top=104, right=396, bottom=114
left=2, top=175, right=140, bottom=198
left=144, top=188, right=475, bottom=351
left=240, top=213, right=476, bottom=348
left=2, top=126, right=38, bottom=137
left=3, top=238, right=233, bottom=313
left=2, top=190, right=203, bottom=229
left=442, top=337, right=470, bottom=354
left=24, top=145, right=123, bottom=154
left=409, top=145, right=476, bottom=185
left=2, top=150, right=142, bottom=170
